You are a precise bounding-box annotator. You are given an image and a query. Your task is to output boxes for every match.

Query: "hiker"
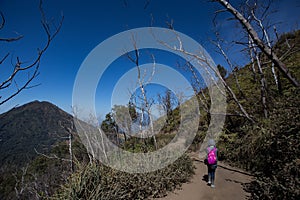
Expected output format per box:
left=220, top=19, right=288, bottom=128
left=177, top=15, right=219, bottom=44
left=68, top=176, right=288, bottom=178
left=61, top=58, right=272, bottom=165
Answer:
left=205, top=139, right=218, bottom=188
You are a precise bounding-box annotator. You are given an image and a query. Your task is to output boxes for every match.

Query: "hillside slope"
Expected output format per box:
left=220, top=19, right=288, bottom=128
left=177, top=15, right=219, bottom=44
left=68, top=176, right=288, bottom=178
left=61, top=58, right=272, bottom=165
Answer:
left=0, top=101, right=81, bottom=199
left=217, top=30, right=300, bottom=199
left=0, top=101, right=75, bottom=168
left=158, top=30, right=300, bottom=199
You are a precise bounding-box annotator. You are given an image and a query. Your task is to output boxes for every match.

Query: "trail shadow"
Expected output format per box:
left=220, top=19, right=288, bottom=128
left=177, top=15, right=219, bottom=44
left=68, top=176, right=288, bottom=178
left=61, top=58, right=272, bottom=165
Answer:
left=202, top=174, right=213, bottom=186
left=202, top=174, right=208, bottom=182
left=217, top=164, right=253, bottom=177
left=193, top=157, right=253, bottom=177
left=225, top=178, right=245, bottom=184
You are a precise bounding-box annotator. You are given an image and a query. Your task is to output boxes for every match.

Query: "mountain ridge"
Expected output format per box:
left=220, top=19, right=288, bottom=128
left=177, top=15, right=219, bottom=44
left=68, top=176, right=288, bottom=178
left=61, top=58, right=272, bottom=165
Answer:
left=0, top=100, right=76, bottom=168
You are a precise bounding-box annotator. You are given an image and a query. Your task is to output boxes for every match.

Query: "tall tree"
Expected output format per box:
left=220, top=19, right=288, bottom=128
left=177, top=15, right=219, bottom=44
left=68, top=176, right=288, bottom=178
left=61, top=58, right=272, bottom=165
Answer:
left=101, top=112, right=118, bottom=134
left=158, top=89, right=180, bottom=131
left=125, top=38, right=158, bottom=149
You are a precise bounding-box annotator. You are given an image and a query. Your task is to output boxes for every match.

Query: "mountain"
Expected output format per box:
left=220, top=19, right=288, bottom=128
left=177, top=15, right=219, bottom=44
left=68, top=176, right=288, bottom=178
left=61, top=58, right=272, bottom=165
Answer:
left=1, top=29, right=299, bottom=199
left=0, top=100, right=75, bottom=168
left=0, top=101, right=87, bottom=199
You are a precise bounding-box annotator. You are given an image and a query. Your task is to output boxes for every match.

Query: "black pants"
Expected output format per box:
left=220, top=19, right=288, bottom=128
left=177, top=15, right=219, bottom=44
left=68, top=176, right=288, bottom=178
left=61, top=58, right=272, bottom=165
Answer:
left=207, top=164, right=217, bottom=184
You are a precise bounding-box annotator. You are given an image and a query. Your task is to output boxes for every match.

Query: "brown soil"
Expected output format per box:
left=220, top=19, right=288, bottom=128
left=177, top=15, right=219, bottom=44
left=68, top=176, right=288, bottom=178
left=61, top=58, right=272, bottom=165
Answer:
left=156, top=153, right=253, bottom=200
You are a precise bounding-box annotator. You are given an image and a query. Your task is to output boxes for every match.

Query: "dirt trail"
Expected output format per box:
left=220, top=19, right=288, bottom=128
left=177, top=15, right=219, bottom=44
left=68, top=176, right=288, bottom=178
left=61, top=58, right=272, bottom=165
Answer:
left=157, top=153, right=253, bottom=200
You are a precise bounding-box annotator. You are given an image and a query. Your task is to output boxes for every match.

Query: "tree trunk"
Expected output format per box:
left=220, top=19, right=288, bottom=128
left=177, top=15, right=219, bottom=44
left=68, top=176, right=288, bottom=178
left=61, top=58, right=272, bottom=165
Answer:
left=216, top=0, right=300, bottom=87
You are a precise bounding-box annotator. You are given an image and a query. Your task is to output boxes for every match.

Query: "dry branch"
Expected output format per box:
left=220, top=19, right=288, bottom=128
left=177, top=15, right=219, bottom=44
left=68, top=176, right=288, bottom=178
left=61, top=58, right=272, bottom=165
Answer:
left=156, top=32, right=254, bottom=122
left=215, top=0, right=299, bottom=87
left=0, top=0, right=64, bottom=105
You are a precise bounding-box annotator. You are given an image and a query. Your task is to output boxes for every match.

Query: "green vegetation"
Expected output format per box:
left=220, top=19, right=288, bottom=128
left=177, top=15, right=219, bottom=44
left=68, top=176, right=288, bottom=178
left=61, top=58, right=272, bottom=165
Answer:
left=0, top=101, right=77, bottom=199
left=216, top=30, right=300, bottom=199
left=93, top=30, right=300, bottom=199
left=0, top=138, right=88, bottom=200
left=54, top=154, right=194, bottom=199
left=0, top=30, right=299, bottom=200
left=0, top=101, right=75, bottom=168
left=0, top=100, right=195, bottom=199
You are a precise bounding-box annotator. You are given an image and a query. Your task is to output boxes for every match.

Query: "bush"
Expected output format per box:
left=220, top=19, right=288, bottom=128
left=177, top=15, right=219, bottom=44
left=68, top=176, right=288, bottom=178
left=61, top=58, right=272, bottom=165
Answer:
left=54, top=154, right=194, bottom=199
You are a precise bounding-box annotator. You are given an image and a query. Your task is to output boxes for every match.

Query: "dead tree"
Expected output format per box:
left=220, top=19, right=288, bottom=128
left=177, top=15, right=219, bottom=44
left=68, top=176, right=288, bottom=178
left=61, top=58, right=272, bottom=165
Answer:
left=13, top=164, right=29, bottom=199
left=125, top=37, right=158, bottom=150
left=157, top=33, right=254, bottom=122
left=249, top=3, right=279, bottom=90
left=210, top=35, right=244, bottom=96
left=0, top=0, right=63, bottom=106
left=179, top=61, right=210, bottom=113
left=248, top=36, right=257, bottom=81
left=212, top=0, right=300, bottom=117
left=214, top=0, right=300, bottom=88
left=248, top=35, right=268, bottom=118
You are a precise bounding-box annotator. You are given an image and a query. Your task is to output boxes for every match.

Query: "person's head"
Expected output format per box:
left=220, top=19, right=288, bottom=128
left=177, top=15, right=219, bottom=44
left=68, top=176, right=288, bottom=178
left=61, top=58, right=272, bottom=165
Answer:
left=208, top=139, right=216, bottom=147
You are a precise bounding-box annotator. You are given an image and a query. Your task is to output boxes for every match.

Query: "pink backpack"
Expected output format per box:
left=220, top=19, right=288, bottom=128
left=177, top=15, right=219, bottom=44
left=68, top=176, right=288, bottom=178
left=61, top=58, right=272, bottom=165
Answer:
left=207, top=147, right=217, bottom=165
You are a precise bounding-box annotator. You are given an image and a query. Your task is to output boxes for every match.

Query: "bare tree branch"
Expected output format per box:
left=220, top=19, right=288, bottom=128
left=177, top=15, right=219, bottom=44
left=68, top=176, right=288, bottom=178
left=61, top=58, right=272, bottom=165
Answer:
left=249, top=35, right=268, bottom=118
left=215, top=0, right=300, bottom=87
left=144, top=0, right=151, bottom=10
left=0, top=11, right=4, bottom=30
left=34, top=148, right=72, bottom=162
left=0, top=0, right=64, bottom=106
left=250, top=5, right=279, bottom=90
left=155, top=30, right=254, bottom=122
left=0, top=34, right=23, bottom=42
left=0, top=53, right=9, bottom=65
left=179, top=61, right=209, bottom=112
left=210, top=33, right=244, bottom=96
left=0, top=12, right=24, bottom=41
left=125, top=37, right=158, bottom=149
left=13, top=163, right=29, bottom=199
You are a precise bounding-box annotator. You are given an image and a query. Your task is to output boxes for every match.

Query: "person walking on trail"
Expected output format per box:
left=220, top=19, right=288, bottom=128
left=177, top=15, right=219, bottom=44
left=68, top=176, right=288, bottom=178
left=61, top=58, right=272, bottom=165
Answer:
left=205, top=139, right=218, bottom=188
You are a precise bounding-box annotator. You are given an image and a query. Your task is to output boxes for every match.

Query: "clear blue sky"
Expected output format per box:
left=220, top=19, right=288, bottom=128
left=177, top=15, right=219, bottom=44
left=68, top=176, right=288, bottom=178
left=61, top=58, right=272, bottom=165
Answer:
left=0, top=0, right=299, bottom=118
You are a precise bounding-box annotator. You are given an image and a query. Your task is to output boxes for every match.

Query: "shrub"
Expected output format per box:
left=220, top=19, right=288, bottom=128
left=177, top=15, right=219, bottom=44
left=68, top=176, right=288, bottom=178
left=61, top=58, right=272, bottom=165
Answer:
left=54, top=154, right=194, bottom=199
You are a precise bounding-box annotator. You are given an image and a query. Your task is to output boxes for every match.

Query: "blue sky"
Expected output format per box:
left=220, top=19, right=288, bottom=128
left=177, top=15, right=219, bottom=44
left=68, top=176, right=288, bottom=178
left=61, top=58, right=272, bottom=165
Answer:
left=0, top=0, right=299, bottom=118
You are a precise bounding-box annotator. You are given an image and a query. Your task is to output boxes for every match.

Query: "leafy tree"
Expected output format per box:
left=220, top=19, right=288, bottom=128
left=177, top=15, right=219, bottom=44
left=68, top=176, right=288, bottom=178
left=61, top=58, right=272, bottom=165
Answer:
left=158, top=89, right=180, bottom=132
left=101, top=112, right=118, bottom=134
left=111, top=105, right=134, bottom=141
left=128, top=101, right=138, bottom=122
left=217, top=64, right=227, bottom=79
